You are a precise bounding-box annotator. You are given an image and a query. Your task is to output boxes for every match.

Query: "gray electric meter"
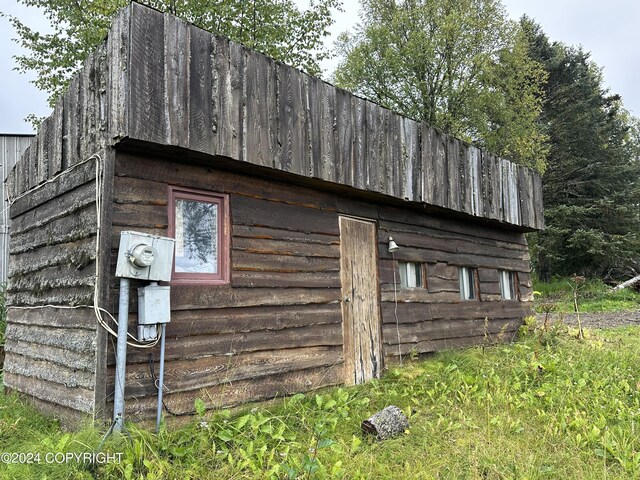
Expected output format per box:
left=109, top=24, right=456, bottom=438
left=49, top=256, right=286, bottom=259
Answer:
left=115, top=231, right=175, bottom=281
left=129, top=244, right=158, bottom=268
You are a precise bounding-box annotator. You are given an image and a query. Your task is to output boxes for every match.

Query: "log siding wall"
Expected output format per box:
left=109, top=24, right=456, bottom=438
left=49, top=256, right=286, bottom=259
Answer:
left=109, top=152, right=344, bottom=417
left=111, top=152, right=533, bottom=419
left=2, top=29, right=112, bottom=421
left=3, top=157, right=102, bottom=422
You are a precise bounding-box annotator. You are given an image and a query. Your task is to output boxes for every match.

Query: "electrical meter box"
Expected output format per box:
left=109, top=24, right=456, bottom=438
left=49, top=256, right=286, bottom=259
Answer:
left=137, top=284, right=171, bottom=341
left=115, top=231, right=175, bottom=281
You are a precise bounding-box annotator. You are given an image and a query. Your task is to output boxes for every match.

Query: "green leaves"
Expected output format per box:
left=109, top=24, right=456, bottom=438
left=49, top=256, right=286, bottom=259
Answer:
left=6, top=0, right=128, bottom=108
left=194, top=398, right=206, bottom=417
left=4, top=325, right=640, bottom=478
left=6, top=0, right=341, bottom=117
left=334, top=0, right=547, bottom=170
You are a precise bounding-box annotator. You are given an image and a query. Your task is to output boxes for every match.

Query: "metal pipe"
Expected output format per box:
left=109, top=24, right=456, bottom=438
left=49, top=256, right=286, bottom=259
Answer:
left=113, top=277, right=130, bottom=431
left=156, top=322, right=167, bottom=432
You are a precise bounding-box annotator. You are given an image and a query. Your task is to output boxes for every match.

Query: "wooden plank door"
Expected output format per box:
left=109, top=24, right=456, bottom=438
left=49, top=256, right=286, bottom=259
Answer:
left=339, top=216, right=382, bottom=385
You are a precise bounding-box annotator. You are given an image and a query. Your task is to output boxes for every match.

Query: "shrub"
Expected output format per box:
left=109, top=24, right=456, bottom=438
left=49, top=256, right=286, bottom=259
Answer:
left=533, top=276, right=640, bottom=313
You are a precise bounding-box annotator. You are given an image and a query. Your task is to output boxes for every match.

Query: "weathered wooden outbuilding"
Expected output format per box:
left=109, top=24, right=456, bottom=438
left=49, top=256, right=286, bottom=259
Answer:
left=3, top=3, right=543, bottom=423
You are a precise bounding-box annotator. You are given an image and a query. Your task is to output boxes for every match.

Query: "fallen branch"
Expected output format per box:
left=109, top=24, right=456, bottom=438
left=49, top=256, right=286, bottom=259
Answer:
left=611, top=274, right=640, bottom=292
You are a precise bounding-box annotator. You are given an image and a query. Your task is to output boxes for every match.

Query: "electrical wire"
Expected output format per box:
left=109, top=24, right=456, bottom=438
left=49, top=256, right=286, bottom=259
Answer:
left=148, top=355, right=190, bottom=417
left=3, top=155, right=97, bottom=211
left=5, top=152, right=159, bottom=349
left=8, top=304, right=160, bottom=349
left=91, top=152, right=159, bottom=348
left=392, top=252, right=402, bottom=365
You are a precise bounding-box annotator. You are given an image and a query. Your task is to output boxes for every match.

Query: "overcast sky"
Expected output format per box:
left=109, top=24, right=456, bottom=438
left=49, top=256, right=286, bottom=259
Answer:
left=1, top=0, right=638, bottom=134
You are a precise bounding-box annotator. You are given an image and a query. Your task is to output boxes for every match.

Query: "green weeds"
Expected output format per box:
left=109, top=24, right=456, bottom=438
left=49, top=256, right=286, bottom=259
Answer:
left=533, top=276, right=640, bottom=313
left=2, top=323, right=640, bottom=478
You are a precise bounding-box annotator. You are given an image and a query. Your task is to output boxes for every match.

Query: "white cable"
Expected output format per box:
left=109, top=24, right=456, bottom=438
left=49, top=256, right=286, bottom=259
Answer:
left=6, top=152, right=159, bottom=349
left=392, top=252, right=402, bottom=365
left=0, top=156, right=99, bottom=238
left=8, top=304, right=160, bottom=349
left=4, top=155, right=97, bottom=207
left=91, top=152, right=159, bottom=348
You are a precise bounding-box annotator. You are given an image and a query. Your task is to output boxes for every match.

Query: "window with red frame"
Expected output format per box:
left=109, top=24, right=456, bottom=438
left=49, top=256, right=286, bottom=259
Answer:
left=168, top=186, right=230, bottom=284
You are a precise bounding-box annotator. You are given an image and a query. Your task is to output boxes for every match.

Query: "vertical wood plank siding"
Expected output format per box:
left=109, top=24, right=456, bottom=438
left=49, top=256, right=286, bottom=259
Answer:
left=109, top=152, right=533, bottom=419
left=118, top=3, right=542, bottom=230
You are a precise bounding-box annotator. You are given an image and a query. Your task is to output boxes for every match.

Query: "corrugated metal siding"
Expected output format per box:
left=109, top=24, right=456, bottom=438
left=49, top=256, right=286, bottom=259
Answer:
left=1, top=135, right=34, bottom=283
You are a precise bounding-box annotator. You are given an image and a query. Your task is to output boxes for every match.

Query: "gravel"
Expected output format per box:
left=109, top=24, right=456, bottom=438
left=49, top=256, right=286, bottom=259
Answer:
left=536, top=310, right=640, bottom=329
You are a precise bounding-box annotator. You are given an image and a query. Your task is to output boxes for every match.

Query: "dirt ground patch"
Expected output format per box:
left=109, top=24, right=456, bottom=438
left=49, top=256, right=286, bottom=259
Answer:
left=536, top=310, right=640, bottom=329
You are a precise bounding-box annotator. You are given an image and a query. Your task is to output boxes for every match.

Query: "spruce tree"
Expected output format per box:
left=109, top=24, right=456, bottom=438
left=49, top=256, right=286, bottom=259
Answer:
left=522, top=18, right=640, bottom=279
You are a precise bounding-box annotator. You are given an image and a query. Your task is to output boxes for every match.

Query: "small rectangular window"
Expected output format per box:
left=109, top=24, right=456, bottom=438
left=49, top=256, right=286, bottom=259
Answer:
left=398, top=261, right=424, bottom=289
left=169, top=186, right=230, bottom=284
left=499, top=270, right=518, bottom=300
left=459, top=267, right=478, bottom=300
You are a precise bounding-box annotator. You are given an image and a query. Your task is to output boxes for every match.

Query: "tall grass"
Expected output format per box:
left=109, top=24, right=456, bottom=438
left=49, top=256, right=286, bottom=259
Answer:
left=533, top=276, right=640, bottom=313
left=2, top=322, right=640, bottom=479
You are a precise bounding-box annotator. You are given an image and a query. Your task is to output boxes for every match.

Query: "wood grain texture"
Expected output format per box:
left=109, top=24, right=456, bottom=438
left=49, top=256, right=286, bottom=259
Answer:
left=383, top=329, right=519, bottom=358
left=164, top=14, right=190, bottom=148
left=107, top=6, right=129, bottom=143
left=37, top=117, right=50, bottom=184
left=3, top=102, right=102, bottom=420
left=107, top=152, right=535, bottom=407
left=50, top=102, right=64, bottom=176
left=168, top=286, right=340, bottom=311
left=10, top=156, right=96, bottom=219
left=128, top=3, right=165, bottom=143
left=334, top=88, right=354, bottom=186
left=382, top=318, right=521, bottom=346
left=339, top=217, right=382, bottom=385
left=187, top=24, right=213, bottom=153
left=8, top=262, right=95, bottom=294
left=4, top=338, right=96, bottom=372
left=115, top=152, right=338, bottom=210
left=402, top=118, right=421, bottom=201
left=11, top=2, right=538, bottom=233
left=10, top=180, right=96, bottom=236
left=92, top=3, right=543, bottom=230
left=122, top=364, right=343, bottom=419
left=245, top=51, right=278, bottom=168
left=4, top=372, right=95, bottom=413
left=5, top=353, right=95, bottom=389
left=4, top=313, right=94, bottom=342
left=114, top=346, right=343, bottom=398
left=14, top=150, right=27, bottom=198
left=164, top=304, right=341, bottom=337
left=231, top=195, right=339, bottom=235
left=5, top=164, right=17, bottom=202
left=122, top=324, right=342, bottom=367
left=532, top=172, right=544, bottom=229
left=10, top=204, right=96, bottom=255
